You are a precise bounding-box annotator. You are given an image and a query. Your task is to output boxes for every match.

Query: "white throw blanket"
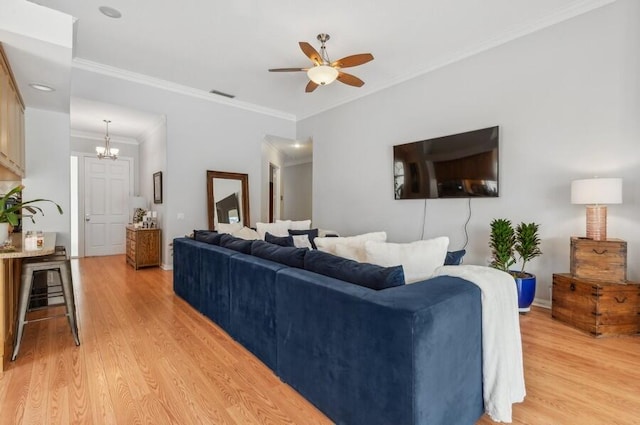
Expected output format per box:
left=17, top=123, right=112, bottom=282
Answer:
left=432, top=265, right=526, bottom=423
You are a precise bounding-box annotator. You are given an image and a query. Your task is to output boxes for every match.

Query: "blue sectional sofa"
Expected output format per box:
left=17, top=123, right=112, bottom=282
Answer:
left=173, top=236, right=484, bottom=425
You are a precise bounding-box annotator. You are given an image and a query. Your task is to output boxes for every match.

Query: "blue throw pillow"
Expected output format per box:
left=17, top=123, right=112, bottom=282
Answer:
left=265, top=232, right=295, bottom=247
left=304, top=250, right=405, bottom=290
left=251, top=240, right=307, bottom=268
left=194, top=230, right=223, bottom=245
left=444, top=249, right=466, bottom=265
left=288, top=228, right=319, bottom=249
left=219, top=234, right=254, bottom=254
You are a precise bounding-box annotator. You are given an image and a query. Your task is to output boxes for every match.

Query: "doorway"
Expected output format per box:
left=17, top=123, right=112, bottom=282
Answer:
left=269, top=163, right=280, bottom=223
left=71, top=153, right=133, bottom=257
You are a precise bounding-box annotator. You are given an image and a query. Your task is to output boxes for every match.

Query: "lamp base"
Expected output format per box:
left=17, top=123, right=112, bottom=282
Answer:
left=586, top=205, right=607, bottom=241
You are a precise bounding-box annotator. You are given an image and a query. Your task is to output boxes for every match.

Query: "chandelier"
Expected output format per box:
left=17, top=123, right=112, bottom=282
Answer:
left=96, top=119, right=119, bottom=160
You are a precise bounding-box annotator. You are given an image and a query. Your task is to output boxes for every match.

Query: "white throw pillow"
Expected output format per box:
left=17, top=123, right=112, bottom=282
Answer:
left=276, top=219, right=312, bottom=231
left=232, top=226, right=260, bottom=240
left=292, top=234, right=313, bottom=250
left=315, top=231, right=387, bottom=262
left=364, top=237, right=449, bottom=284
left=256, top=221, right=290, bottom=239
left=217, top=222, right=243, bottom=234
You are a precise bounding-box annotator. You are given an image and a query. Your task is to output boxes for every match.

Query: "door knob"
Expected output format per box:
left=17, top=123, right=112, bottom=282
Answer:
left=85, top=215, right=90, bottom=222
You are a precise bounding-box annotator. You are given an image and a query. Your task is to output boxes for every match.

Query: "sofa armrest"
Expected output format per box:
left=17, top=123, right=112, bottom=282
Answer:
left=275, top=268, right=483, bottom=425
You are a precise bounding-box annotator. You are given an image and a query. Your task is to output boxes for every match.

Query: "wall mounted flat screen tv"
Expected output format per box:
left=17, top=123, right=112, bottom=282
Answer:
left=393, top=126, right=499, bottom=199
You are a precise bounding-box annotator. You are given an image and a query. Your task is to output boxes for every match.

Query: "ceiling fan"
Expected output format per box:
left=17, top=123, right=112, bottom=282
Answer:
left=269, top=33, right=374, bottom=93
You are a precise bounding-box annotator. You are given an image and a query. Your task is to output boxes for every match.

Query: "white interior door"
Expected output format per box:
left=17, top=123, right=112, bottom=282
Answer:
left=84, top=157, right=130, bottom=256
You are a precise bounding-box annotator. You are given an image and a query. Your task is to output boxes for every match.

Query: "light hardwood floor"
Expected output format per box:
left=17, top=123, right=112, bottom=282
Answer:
left=0, top=255, right=638, bottom=425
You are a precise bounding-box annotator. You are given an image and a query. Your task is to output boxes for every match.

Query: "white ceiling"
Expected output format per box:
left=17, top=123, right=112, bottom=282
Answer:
left=23, top=0, right=612, bottom=122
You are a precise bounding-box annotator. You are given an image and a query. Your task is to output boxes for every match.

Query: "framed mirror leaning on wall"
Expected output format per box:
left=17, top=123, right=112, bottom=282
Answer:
left=207, top=170, right=250, bottom=231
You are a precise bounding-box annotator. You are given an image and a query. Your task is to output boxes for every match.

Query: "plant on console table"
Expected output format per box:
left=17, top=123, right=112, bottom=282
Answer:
left=0, top=185, right=63, bottom=245
left=489, top=218, right=542, bottom=313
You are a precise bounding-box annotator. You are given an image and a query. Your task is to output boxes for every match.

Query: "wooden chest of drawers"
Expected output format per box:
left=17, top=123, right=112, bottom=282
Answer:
left=126, top=226, right=161, bottom=269
left=570, top=237, right=627, bottom=283
left=552, top=273, right=640, bottom=337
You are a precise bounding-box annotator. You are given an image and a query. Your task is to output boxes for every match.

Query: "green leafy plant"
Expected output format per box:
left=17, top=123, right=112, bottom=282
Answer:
left=489, top=218, right=542, bottom=277
left=0, top=185, right=63, bottom=226
left=489, top=218, right=516, bottom=272
left=515, top=222, right=542, bottom=274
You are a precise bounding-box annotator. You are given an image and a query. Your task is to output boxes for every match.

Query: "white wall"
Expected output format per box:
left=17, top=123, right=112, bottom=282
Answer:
left=23, top=108, right=71, bottom=250
left=297, top=1, right=640, bottom=304
left=283, top=161, right=312, bottom=221
left=138, top=118, right=169, bottom=265
left=71, top=67, right=296, bottom=265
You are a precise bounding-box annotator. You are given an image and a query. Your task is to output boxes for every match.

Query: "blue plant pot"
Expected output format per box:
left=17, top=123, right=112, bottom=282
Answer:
left=513, top=272, right=536, bottom=313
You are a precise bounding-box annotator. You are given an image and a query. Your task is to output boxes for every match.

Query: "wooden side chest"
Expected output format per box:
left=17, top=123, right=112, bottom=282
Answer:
left=570, top=237, right=627, bottom=283
left=552, top=273, right=640, bottom=337
left=126, top=226, right=161, bottom=269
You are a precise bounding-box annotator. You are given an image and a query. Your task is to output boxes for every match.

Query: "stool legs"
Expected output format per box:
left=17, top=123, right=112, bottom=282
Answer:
left=60, top=261, right=80, bottom=346
left=12, top=259, right=81, bottom=361
left=11, top=268, right=35, bottom=361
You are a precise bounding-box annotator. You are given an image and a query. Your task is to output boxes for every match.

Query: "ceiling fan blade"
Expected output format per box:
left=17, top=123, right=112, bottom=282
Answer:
left=337, top=72, right=365, bottom=87
left=305, top=80, right=319, bottom=93
left=268, top=68, right=306, bottom=72
left=331, top=53, right=374, bottom=69
left=299, top=42, right=322, bottom=65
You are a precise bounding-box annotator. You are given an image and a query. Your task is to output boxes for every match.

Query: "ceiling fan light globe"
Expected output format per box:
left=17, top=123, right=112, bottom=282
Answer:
left=307, top=65, right=338, bottom=85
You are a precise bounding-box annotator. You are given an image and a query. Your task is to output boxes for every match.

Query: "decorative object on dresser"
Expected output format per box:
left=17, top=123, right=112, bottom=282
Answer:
left=126, top=225, right=161, bottom=269
left=489, top=218, right=542, bottom=313
left=551, top=273, right=639, bottom=337
left=571, top=177, right=622, bottom=241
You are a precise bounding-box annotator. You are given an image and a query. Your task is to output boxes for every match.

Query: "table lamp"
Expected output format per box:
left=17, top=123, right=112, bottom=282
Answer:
left=571, top=178, right=622, bottom=241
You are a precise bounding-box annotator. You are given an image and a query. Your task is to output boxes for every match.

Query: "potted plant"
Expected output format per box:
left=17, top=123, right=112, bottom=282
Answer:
left=489, top=218, right=542, bottom=313
left=0, top=185, right=63, bottom=244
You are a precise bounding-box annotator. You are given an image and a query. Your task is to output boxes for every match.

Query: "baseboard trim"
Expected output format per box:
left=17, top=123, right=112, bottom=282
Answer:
left=161, top=263, right=173, bottom=271
left=532, top=298, right=551, bottom=309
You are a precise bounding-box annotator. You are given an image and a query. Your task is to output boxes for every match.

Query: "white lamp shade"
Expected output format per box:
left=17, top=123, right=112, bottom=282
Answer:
left=307, top=65, right=339, bottom=85
left=129, top=196, right=148, bottom=210
left=571, top=178, right=622, bottom=205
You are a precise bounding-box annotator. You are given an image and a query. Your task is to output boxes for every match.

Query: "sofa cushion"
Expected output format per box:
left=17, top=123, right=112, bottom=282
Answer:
left=364, top=237, right=449, bottom=284
left=194, top=230, right=223, bottom=245
left=315, top=231, right=387, bottom=262
left=233, top=226, right=260, bottom=240
left=304, top=250, right=404, bottom=290
left=219, top=234, right=254, bottom=254
left=445, top=249, right=466, bottom=266
left=217, top=222, right=243, bottom=234
left=265, top=232, right=295, bottom=247
left=289, top=228, right=319, bottom=249
left=251, top=240, right=307, bottom=268
left=277, top=219, right=312, bottom=230
left=256, top=221, right=290, bottom=239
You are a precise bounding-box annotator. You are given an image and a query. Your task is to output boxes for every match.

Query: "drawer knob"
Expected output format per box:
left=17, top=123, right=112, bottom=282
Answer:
left=592, top=249, right=608, bottom=255
left=615, top=296, right=627, bottom=303
left=570, top=283, right=576, bottom=292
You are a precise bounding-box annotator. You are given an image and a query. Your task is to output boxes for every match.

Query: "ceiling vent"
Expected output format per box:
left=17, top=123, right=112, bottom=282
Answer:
left=209, top=90, right=235, bottom=99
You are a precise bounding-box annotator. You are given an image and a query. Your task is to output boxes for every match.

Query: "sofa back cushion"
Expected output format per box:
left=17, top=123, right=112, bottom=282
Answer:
left=251, top=240, right=307, bottom=268
left=219, top=234, right=254, bottom=254
left=194, top=230, right=223, bottom=245
left=265, top=232, right=295, bottom=247
left=304, top=250, right=404, bottom=290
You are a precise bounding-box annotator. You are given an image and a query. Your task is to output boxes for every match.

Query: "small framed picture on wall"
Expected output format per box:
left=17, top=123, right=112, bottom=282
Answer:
left=153, top=171, right=163, bottom=204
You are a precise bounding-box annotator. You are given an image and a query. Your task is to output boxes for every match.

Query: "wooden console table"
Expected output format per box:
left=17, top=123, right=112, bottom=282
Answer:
left=0, top=232, right=56, bottom=371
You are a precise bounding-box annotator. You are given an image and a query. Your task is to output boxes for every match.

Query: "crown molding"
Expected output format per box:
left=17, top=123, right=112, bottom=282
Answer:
left=297, top=0, right=617, bottom=121
left=72, top=58, right=296, bottom=122
left=71, top=129, right=139, bottom=145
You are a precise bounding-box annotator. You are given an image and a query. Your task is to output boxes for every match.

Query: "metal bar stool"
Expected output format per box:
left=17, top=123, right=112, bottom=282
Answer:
left=11, top=246, right=80, bottom=361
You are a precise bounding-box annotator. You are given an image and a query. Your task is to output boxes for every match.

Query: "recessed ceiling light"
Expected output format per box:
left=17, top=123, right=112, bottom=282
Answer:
left=29, top=83, right=55, bottom=92
left=99, top=6, right=122, bottom=19
left=293, top=143, right=301, bottom=148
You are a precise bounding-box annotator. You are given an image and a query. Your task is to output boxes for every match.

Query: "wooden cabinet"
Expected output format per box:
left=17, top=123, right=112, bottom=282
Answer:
left=552, top=273, right=640, bottom=337
left=0, top=258, right=20, bottom=370
left=0, top=44, right=25, bottom=179
left=570, top=237, right=627, bottom=283
left=126, top=226, right=161, bottom=269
